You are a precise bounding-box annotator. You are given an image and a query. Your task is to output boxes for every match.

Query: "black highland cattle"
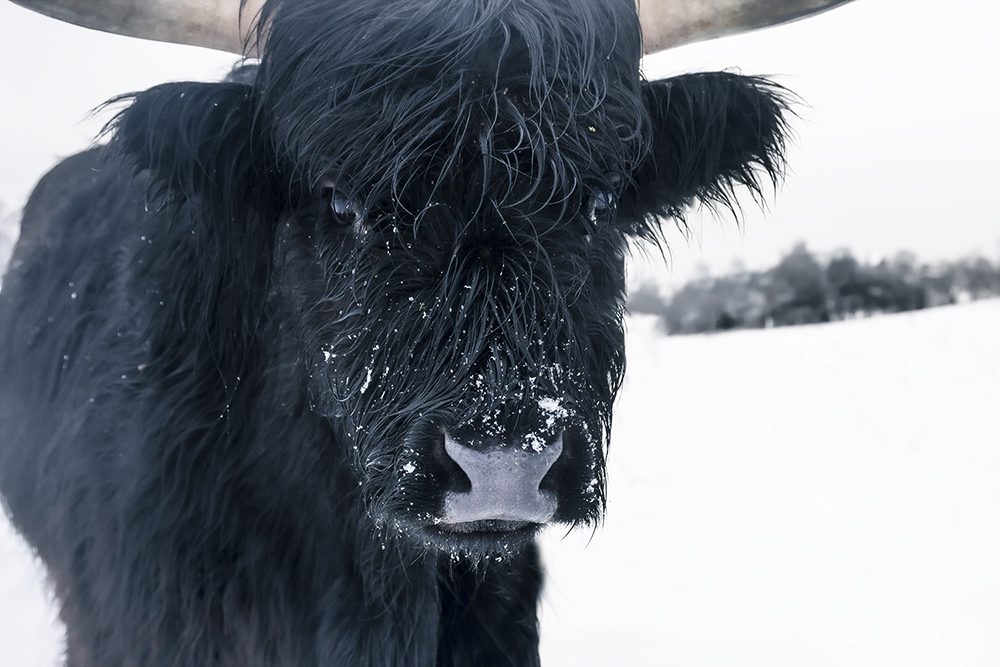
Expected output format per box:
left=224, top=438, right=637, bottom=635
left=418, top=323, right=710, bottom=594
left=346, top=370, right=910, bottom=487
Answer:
left=1, top=0, right=792, bottom=664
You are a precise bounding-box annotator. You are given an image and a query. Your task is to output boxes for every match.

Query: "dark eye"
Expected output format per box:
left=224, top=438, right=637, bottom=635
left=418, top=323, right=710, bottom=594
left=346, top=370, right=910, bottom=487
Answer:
left=322, top=184, right=364, bottom=228
left=586, top=189, right=614, bottom=222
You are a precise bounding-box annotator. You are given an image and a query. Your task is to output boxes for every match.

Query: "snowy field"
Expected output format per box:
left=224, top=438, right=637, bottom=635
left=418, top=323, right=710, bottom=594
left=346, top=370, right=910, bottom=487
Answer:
left=2, top=300, right=999, bottom=666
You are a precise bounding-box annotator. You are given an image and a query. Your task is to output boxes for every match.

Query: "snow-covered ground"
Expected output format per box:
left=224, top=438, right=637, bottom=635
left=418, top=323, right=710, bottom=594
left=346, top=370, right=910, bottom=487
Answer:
left=539, top=300, right=1000, bottom=666
left=2, top=300, right=998, bottom=666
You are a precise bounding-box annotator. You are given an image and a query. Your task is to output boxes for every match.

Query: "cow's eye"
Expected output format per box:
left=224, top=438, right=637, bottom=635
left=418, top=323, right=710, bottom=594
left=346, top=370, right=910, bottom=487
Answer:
left=322, top=185, right=364, bottom=228
left=586, top=189, right=614, bottom=222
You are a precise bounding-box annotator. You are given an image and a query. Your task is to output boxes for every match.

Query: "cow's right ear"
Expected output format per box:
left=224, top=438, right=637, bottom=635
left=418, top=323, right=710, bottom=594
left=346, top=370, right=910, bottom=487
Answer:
left=618, top=72, right=790, bottom=234
left=108, top=78, right=259, bottom=210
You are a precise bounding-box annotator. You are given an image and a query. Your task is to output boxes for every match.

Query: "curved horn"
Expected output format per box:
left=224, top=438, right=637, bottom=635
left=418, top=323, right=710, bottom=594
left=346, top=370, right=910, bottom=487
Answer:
left=8, top=0, right=258, bottom=54
left=637, top=0, right=857, bottom=54
left=11, top=0, right=854, bottom=56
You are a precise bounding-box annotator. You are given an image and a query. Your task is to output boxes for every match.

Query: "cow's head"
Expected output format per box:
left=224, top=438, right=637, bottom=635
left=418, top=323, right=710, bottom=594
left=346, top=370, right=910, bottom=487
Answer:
left=17, top=0, right=850, bottom=560
left=246, top=0, right=790, bottom=558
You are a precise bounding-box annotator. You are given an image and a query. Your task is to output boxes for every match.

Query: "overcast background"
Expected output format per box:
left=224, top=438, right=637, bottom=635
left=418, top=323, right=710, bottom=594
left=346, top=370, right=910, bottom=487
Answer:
left=2, top=0, right=998, bottom=289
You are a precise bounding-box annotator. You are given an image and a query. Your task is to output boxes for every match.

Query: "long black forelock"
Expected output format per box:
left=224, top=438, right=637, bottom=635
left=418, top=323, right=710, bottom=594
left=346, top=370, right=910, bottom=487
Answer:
left=253, top=0, right=646, bottom=218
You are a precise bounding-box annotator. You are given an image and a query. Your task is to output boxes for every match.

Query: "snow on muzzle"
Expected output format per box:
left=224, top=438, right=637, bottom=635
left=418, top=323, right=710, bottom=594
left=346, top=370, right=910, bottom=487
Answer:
left=440, top=432, right=563, bottom=525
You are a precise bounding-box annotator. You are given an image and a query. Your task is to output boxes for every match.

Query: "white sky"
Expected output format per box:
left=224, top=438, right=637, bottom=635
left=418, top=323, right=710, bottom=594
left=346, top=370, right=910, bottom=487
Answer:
left=1, top=0, right=998, bottom=288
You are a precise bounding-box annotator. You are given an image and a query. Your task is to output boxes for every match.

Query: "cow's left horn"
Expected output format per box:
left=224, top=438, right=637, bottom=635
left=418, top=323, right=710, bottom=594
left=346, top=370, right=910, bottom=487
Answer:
left=8, top=0, right=258, bottom=54
left=637, top=0, right=857, bottom=53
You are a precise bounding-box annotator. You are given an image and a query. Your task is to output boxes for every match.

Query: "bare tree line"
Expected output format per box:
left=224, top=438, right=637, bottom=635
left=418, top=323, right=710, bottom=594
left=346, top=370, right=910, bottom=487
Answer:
left=630, top=243, right=1000, bottom=335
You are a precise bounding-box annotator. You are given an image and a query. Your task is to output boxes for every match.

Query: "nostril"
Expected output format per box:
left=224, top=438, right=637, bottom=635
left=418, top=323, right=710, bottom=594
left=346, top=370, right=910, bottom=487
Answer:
left=432, top=429, right=472, bottom=493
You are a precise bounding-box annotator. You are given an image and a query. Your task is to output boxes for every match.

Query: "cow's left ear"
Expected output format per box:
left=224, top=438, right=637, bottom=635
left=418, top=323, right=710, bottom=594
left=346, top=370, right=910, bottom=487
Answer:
left=618, top=72, right=790, bottom=232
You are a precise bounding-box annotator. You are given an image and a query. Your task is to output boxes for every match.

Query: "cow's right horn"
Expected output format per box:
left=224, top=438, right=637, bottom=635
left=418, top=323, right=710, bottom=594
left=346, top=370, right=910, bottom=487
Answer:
left=9, top=0, right=257, bottom=54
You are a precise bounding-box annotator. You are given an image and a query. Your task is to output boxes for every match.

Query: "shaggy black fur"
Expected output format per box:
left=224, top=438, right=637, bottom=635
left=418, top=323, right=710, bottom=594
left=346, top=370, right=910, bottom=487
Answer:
left=0, top=0, right=788, bottom=664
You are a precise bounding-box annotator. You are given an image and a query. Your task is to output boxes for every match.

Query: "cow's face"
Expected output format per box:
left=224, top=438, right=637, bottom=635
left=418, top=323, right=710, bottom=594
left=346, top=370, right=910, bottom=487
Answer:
left=276, top=161, right=631, bottom=559
left=253, top=0, right=788, bottom=559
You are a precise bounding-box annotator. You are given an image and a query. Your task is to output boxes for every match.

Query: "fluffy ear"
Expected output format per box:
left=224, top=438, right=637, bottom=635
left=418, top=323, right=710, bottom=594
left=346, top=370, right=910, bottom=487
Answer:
left=107, top=74, right=261, bottom=215
left=620, top=72, right=791, bottom=232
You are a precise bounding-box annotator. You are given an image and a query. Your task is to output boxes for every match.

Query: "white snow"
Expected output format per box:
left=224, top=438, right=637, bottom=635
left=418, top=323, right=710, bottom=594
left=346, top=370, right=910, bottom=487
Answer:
left=0, top=517, right=64, bottom=667
left=539, top=299, right=1000, bottom=667
left=538, top=397, right=570, bottom=430
left=2, top=300, right=998, bottom=666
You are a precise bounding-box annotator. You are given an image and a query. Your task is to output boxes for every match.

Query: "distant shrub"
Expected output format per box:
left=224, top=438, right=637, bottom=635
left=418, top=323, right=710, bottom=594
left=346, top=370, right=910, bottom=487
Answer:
left=631, top=245, right=1000, bottom=335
